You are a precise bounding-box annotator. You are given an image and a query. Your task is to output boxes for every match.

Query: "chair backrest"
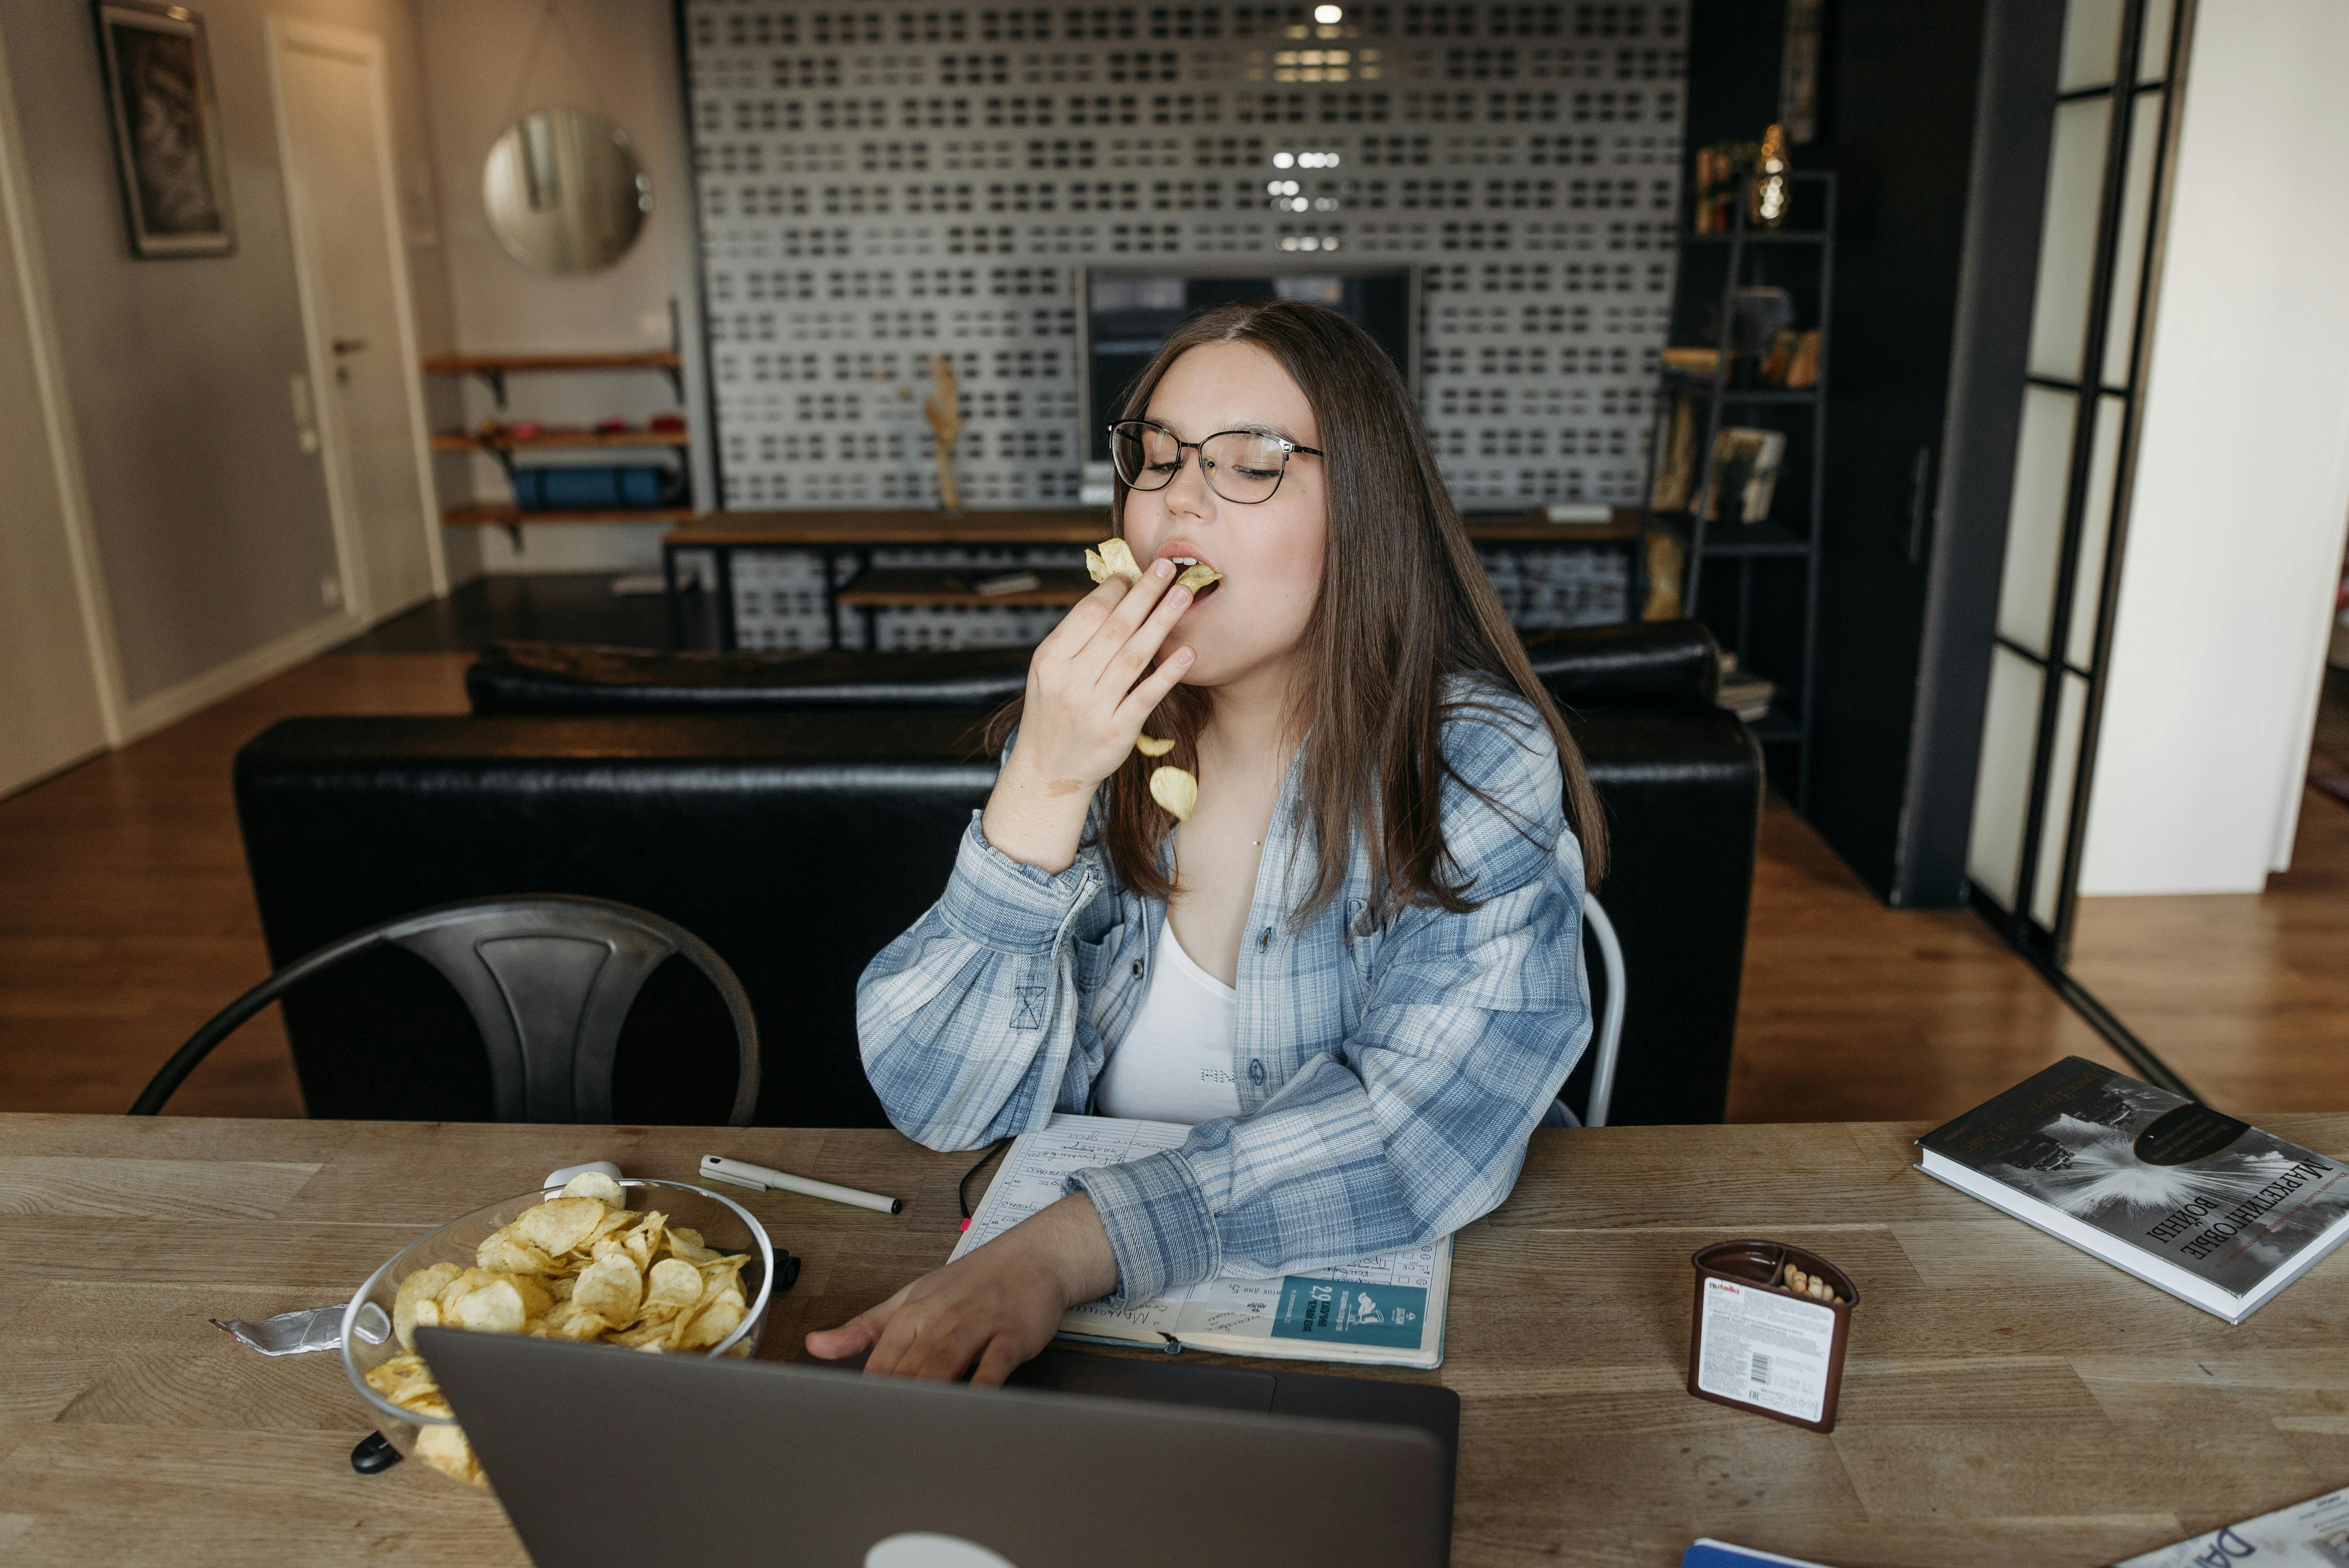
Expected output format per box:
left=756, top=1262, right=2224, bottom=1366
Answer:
left=131, top=895, right=759, bottom=1125
left=1578, top=893, right=1627, bottom=1128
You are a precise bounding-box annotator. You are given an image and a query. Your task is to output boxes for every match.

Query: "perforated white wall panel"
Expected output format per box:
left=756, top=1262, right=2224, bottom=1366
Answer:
left=681, top=0, right=1684, bottom=645
left=684, top=0, right=1684, bottom=494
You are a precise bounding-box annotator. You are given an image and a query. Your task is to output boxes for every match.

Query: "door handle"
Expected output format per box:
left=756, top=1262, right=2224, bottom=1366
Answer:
left=1906, top=445, right=1933, bottom=565
left=331, top=337, right=369, bottom=356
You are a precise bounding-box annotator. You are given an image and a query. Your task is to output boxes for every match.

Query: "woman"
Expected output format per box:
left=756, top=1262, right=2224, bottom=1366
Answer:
left=807, top=300, right=1608, bottom=1383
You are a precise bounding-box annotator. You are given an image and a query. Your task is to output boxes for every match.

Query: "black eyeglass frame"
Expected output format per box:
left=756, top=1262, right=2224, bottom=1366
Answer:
left=1106, top=418, right=1325, bottom=505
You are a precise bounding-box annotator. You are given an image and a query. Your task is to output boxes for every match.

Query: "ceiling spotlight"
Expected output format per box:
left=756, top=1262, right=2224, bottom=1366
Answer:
left=1273, top=151, right=1295, bottom=168
left=1313, top=4, right=1343, bottom=21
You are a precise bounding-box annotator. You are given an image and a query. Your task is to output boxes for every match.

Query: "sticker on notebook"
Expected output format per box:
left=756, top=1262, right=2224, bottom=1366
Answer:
left=1270, top=1276, right=1429, bottom=1349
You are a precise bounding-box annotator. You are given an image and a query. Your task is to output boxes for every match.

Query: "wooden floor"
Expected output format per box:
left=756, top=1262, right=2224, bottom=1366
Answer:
left=1723, top=797, right=2124, bottom=1122
left=0, top=649, right=2333, bottom=1123
left=0, top=655, right=470, bottom=1119
left=2066, top=666, right=2349, bottom=1112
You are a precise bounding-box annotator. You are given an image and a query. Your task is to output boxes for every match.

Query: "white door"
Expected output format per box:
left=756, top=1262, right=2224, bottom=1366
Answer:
left=0, top=28, right=116, bottom=796
left=271, top=24, right=440, bottom=622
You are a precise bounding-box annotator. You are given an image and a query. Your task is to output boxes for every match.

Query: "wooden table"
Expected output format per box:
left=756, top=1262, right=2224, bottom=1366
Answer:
left=6, top=1113, right=2345, bottom=1567
left=660, top=507, right=1645, bottom=650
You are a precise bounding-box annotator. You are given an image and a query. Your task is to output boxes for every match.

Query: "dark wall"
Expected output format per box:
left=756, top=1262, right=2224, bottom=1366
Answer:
left=1680, top=0, right=2060, bottom=906
left=1803, top=0, right=1996, bottom=899
left=1803, top=0, right=2061, bottom=906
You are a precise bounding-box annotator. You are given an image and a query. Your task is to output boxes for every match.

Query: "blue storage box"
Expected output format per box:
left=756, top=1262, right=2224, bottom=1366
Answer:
left=510, top=464, right=683, bottom=511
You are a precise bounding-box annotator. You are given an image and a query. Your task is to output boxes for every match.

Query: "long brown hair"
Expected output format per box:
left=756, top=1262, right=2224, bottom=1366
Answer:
left=998, top=298, right=1607, bottom=921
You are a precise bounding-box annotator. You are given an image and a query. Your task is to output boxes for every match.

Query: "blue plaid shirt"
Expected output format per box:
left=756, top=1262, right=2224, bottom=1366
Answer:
left=856, top=680, right=1591, bottom=1307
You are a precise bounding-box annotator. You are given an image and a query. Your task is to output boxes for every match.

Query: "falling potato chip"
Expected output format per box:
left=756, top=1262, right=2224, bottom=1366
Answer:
left=559, top=1172, right=626, bottom=1210
left=1149, top=765, right=1198, bottom=821
left=1134, top=733, right=1175, bottom=758
left=514, top=1197, right=609, bottom=1257
left=1085, top=537, right=1142, bottom=585
left=1173, top=563, right=1221, bottom=594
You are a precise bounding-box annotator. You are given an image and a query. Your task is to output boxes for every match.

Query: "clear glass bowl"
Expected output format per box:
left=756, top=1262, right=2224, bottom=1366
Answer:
left=339, top=1178, right=773, bottom=1465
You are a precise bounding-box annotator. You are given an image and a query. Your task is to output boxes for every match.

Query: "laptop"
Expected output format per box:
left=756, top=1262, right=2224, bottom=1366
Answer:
left=420, top=1328, right=1457, bottom=1568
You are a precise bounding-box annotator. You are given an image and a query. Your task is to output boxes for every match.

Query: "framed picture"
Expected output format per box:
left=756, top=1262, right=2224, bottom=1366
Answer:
left=93, top=1, right=235, bottom=258
left=1696, top=427, right=1788, bottom=525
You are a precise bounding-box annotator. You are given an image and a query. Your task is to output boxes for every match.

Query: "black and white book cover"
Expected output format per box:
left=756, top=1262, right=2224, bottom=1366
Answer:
left=1919, top=1057, right=2349, bottom=1302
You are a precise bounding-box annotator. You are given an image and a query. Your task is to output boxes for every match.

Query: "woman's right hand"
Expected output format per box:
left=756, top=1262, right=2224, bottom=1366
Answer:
left=980, top=557, right=1195, bottom=873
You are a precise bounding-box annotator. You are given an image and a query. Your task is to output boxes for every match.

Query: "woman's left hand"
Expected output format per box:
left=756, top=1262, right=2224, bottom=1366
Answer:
left=803, top=1192, right=1119, bottom=1384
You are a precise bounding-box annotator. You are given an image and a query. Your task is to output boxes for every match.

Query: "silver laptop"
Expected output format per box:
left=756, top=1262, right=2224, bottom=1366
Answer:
left=421, top=1329, right=1455, bottom=1568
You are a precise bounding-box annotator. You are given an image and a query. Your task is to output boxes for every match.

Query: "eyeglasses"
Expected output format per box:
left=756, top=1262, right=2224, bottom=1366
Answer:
left=1108, top=419, right=1324, bottom=505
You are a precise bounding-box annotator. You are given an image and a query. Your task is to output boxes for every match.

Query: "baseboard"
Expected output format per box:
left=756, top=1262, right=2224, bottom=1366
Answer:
left=118, top=607, right=366, bottom=743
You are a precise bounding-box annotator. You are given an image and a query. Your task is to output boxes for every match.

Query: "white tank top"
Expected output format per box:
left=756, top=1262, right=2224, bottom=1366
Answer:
left=1094, top=920, right=1243, bottom=1126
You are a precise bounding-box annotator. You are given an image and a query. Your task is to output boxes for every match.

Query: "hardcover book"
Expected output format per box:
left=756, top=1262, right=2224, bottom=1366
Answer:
left=1916, top=1057, right=2349, bottom=1324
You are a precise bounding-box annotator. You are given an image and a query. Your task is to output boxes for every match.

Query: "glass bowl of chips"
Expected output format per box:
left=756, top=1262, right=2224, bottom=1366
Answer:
left=339, top=1176, right=773, bottom=1484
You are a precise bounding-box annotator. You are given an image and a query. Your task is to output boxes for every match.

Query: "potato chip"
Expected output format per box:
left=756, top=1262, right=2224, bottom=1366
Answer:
left=665, top=1227, right=717, bottom=1265
left=584, top=1206, right=633, bottom=1249
left=570, top=1251, right=644, bottom=1322
left=1134, top=733, right=1175, bottom=757
left=435, top=1266, right=499, bottom=1314
left=1174, top=563, right=1221, bottom=594
left=364, top=1352, right=427, bottom=1397
left=643, top=1258, right=705, bottom=1318
left=477, top=1230, right=556, bottom=1275
left=415, top=1421, right=483, bottom=1487
left=393, top=1261, right=462, bottom=1352
left=1149, top=764, right=1199, bottom=821
left=559, top=1171, right=626, bottom=1210
left=368, top=1187, right=758, bottom=1484
left=1085, top=537, right=1142, bottom=585
left=514, top=1196, right=608, bottom=1256
left=551, top=1310, right=611, bottom=1342
left=448, top=1279, right=530, bottom=1335
left=621, top=1212, right=668, bottom=1272
left=679, top=1295, right=746, bottom=1351
left=610, top=1316, right=681, bottom=1351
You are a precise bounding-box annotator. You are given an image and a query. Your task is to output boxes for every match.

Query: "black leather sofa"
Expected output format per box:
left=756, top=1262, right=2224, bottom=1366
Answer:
left=236, top=622, right=1758, bottom=1128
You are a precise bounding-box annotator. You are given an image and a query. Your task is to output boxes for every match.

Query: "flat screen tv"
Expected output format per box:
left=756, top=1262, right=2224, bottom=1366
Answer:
left=1076, top=265, right=1419, bottom=466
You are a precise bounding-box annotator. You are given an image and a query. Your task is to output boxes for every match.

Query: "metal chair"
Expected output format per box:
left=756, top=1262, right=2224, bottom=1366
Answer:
left=130, top=895, right=760, bottom=1124
left=1579, top=893, right=1627, bottom=1127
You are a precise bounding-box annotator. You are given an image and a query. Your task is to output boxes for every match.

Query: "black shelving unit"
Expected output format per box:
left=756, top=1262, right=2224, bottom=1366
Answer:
left=1639, top=169, right=1836, bottom=803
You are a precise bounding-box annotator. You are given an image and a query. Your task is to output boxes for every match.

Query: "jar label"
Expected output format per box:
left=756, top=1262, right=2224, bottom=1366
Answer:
left=1696, top=1276, right=1835, bottom=1423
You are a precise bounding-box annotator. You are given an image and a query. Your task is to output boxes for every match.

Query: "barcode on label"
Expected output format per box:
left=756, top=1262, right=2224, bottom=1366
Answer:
left=1750, top=1352, right=1771, bottom=1386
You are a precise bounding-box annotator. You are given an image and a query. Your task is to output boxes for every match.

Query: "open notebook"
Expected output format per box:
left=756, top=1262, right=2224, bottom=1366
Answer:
left=949, top=1113, right=1452, bottom=1369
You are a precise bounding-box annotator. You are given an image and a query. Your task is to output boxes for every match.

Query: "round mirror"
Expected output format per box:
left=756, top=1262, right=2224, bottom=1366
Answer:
left=481, top=107, right=649, bottom=274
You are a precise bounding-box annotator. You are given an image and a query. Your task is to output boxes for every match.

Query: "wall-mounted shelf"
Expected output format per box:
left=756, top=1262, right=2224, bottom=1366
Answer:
left=431, top=428, right=690, bottom=452
left=835, top=567, right=1095, bottom=609
left=661, top=506, right=1647, bottom=652
left=443, top=504, right=696, bottom=527
left=422, top=351, right=685, bottom=407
